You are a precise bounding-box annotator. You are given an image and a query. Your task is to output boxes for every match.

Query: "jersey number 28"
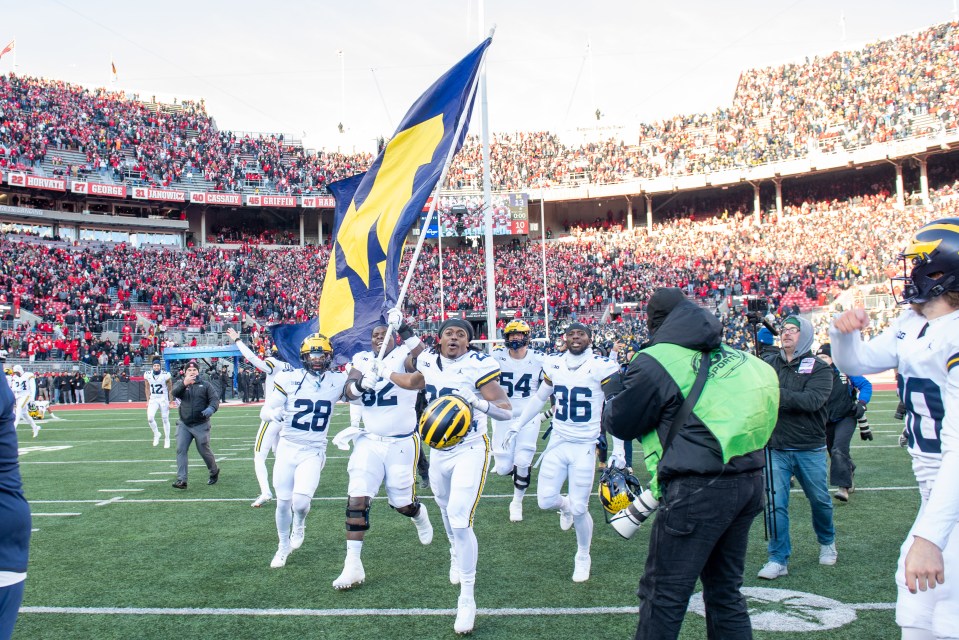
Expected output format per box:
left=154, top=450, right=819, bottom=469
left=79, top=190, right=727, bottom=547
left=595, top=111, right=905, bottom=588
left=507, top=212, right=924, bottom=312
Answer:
left=291, top=399, right=332, bottom=432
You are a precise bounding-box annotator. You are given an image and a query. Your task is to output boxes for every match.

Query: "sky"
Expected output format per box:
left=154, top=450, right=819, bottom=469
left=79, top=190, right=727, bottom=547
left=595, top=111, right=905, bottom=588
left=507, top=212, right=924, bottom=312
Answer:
left=3, top=0, right=957, bottom=154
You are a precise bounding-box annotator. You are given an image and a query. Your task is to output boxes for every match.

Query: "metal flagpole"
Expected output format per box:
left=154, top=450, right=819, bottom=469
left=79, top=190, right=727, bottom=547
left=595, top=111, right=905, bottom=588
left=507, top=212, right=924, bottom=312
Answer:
left=438, top=207, right=446, bottom=322
left=479, top=1, right=496, bottom=350
left=375, top=46, right=488, bottom=361
left=540, top=188, right=550, bottom=341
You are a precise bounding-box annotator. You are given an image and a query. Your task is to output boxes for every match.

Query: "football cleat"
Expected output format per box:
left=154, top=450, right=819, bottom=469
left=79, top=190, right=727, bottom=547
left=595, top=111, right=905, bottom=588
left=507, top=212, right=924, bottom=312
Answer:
left=332, top=558, right=366, bottom=590
left=572, top=553, right=591, bottom=583
left=164, top=438, right=171, bottom=449
left=290, top=525, right=306, bottom=550
left=251, top=494, right=272, bottom=508
left=509, top=500, right=523, bottom=522
left=413, top=503, right=434, bottom=545
left=152, top=434, right=160, bottom=447
left=559, top=506, right=574, bottom=531
left=453, top=596, right=476, bottom=635
left=270, top=547, right=291, bottom=569
left=449, top=547, right=460, bottom=585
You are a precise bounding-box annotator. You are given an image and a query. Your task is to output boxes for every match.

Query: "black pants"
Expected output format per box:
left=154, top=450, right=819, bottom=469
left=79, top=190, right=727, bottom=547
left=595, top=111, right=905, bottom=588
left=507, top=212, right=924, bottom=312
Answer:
left=636, top=471, right=764, bottom=640
left=103, top=389, right=110, bottom=404
left=826, top=417, right=856, bottom=488
left=417, top=444, right=430, bottom=480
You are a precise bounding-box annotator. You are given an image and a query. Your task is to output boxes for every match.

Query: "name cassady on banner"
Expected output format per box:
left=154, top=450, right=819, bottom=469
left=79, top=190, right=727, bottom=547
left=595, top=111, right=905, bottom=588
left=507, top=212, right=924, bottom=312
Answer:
left=7, top=173, right=66, bottom=191
left=190, top=192, right=242, bottom=206
left=72, top=182, right=127, bottom=198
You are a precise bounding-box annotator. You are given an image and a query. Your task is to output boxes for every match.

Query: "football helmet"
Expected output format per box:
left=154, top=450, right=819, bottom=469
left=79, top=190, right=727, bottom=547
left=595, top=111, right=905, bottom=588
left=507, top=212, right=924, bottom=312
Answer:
left=598, top=466, right=642, bottom=515
left=3, top=368, right=11, bottom=377
left=893, top=217, right=959, bottom=305
left=502, top=320, right=532, bottom=350
left=300, top=333, right=333, bottom=374
left=12, top=365, right=23, bottom=376
left=418, top=395, right=473, bottom=450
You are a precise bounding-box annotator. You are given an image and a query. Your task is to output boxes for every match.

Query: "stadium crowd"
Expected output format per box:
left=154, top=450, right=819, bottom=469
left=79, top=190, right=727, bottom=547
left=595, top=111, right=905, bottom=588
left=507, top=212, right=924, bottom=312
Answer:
left=4, top=22, right=959, bottom=194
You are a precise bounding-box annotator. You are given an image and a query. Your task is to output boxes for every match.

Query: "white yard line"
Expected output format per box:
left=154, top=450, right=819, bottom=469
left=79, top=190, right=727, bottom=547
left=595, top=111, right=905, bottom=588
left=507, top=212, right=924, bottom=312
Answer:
left=96, top=489, right=144, bottom=492
left=95, top=496, right=126, bottom=507
left=31, top=513, right=82, bottom=517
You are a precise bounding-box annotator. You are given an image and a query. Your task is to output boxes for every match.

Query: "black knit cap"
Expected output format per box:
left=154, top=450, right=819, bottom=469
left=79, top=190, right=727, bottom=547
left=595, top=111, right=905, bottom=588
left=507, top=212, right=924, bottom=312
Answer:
left=439, top=318, right=474, bottom=342
left=565, top=322, right=592, bottom=339
left=647, top=287, right=687, bottom=334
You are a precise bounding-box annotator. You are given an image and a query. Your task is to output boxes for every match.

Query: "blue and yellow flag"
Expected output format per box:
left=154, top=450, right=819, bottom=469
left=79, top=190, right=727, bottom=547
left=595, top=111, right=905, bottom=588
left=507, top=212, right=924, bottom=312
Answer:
left=268, top=317, right=318, bottom=369
left=319, top=38, right=491, bottom=363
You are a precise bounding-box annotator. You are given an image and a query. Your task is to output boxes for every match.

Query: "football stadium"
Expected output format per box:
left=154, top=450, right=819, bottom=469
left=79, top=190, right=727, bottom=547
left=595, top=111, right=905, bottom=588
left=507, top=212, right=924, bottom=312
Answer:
left=2, top=2, right=959, bottom=639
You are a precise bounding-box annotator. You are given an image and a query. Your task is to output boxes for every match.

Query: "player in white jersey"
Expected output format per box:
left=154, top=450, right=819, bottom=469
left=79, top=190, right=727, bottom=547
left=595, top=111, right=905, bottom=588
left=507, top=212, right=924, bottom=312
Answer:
left=512, top=323, right=626, bottom=583
left=143, top=357, right=173, bottom=447
left=331, top=323, right=432, bottom=590
left=491, top=320, right=545, bottom=522
left=381, top=318, right=511, bottom=635
left=831, top=218, right=959, bottom=640
left=261, top=333, right=346, bottom=569
left=227, top=328, right=296, bottom=508
left=10, top=365, right=40, bottom=438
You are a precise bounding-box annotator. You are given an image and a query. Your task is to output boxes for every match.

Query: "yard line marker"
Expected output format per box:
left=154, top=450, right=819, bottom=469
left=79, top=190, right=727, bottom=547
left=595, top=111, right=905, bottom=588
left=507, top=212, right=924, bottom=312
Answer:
left=95, top=496, right=126, bottom=507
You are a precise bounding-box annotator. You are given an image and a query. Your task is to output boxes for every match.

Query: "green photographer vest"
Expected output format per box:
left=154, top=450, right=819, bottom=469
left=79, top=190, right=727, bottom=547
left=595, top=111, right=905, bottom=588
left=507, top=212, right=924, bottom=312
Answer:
left=640, top=343, right=780, bottom=498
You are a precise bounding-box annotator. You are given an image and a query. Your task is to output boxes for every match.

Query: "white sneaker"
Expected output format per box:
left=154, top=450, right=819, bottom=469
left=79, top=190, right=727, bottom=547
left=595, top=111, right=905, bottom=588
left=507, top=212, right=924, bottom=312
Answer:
left=559, top=506, right=574, bottom=531
left=152, top=434, right=160, bottom=447
left=413, top=504, right=434, bottom=545
left=757, top=561, right=788, bottom=579
left=572, top=553, right=591, bottom=583
left=270, top=546, right=291, bottom=568
left=332, top=558, right=366, bottom=590
left=290, top=526, right=305, bottom=550
left=164, top=440, right=170, bottom=449
left=819, top=543, right=838, bottom=566
left=449, top=547, right=460, bottom=585
left=453, top=596, right=476, bottom=635
left=251, top=494, right=272, bottom=508
left=509, top=500, right=523, bottom=522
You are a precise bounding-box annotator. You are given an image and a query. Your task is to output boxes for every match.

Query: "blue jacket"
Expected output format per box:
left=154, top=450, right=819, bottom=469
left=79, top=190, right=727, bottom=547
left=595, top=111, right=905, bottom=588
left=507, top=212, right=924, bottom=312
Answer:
left=0, top=373, right=31, bottom=573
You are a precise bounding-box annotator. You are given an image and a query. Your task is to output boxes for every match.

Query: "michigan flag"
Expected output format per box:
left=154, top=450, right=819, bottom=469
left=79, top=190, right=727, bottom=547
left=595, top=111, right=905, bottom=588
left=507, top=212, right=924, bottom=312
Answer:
left=319, top=38, right=491, bottom=363
left=269, top=317, right=318, bottom=369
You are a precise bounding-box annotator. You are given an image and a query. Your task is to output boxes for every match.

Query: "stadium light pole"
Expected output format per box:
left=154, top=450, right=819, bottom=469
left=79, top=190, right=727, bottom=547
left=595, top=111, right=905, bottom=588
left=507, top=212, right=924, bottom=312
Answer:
left=479, top=1, right=496, bottom=348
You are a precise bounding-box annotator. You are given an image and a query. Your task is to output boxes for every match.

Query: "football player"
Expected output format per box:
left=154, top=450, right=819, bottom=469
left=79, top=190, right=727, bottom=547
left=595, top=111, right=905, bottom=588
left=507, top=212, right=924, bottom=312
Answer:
left=491, top=319, right=545, bottom=522
left=511, top=322, right=625, bottom=583
left=261, top=334, right=345, bottom=569
left=227, top=327, right=295, bottom=508
left=378, top=318, right=511, bottom=635
left=144, top=357, right=173, bottom=447
left=831, top=218, right=959, bottom=640
left=332, top=322, right=431, bottom=590
left=10, top=366, right=39, bottom=438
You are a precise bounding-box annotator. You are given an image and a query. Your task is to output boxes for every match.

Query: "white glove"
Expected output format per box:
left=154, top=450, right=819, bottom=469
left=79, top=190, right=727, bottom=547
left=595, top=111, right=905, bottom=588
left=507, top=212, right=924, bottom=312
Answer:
left=360, top=372, right=382, bottom=392
left=370, top=358, right=391, bottom=379
left=386, top=307, right=404, bottom=330
left=502, top=425, right=520, bottom=450
left=456, top=385, right=480, bottom=407
left=607, top=452, right=626, bottom=470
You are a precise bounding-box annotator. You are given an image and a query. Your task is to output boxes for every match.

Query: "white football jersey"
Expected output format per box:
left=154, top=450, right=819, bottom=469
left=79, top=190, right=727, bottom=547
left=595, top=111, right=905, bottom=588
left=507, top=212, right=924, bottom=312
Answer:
left=492, top=348, right=544, bottom=422
left=541, top=351, right=620, bottom=443
left=831, top=308, right=959, bottom=548
left=273, top=369, right=347, bottom=447
left=351, top=346, right=418, bottom=436
left=416, top=349, right=501, bottom=445
left=145, top=371, right=172, bottom=401
left=264, top=357, right=295, bottom=401
left=11, top=373, right=34, bottom=398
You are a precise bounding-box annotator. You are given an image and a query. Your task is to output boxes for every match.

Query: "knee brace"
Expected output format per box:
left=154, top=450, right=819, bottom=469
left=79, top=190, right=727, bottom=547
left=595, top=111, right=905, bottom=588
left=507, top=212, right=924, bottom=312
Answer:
left=395, top=501, right=422, bottom=518
left=346, top=496, right=371, bottom=532
left=512, top=467, right=531, bottom=490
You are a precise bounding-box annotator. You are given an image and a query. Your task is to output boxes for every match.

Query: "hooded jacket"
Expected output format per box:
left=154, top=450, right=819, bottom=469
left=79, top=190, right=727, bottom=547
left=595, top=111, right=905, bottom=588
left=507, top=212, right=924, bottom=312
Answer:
left=604, top=292, right=778, bottom=488
left=763, top=316, right=833, bottom=449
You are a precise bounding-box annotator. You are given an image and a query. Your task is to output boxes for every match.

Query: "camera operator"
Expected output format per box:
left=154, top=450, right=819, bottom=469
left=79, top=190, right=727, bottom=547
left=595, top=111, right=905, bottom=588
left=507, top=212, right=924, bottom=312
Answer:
left=604, top=288, right=780, bottom=640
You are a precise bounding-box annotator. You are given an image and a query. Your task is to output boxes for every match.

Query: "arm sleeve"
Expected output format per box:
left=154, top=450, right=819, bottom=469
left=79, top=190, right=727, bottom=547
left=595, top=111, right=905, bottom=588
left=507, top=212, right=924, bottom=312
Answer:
left=830, top=322, right=900, bottom=376
left=604, top=355, right=663, bottom=442
left=235, top=340, right=270, bottom=373
left=849, top=375, right=872, bottom=404
left=778, top=364, right=832, bottom=413
left=28, top=377, right=36, bottom=399
left=513, top=380, right=553, bottom=428
left=911, top=363, right=959, bottom=549
left=260, top=386, right=286, bottom=423
left=171, top=380, right=186, bottom=399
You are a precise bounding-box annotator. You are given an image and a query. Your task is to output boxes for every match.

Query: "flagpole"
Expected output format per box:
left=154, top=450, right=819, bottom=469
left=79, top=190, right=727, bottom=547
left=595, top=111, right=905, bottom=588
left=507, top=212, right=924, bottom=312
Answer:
left=540, top=188, right=550, bottom=341
left=376, top=46, right=488, bottom=360
left=13, top=37, right=17, bottom=72
left=438, top=208, right=446, bottom=322
left=479, top=2, right=496, bottom=349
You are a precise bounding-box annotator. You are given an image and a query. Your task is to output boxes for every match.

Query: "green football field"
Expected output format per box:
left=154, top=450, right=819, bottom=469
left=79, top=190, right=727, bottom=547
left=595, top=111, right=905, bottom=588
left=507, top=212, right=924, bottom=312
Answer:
left=13, top=390, right=914, bottom=639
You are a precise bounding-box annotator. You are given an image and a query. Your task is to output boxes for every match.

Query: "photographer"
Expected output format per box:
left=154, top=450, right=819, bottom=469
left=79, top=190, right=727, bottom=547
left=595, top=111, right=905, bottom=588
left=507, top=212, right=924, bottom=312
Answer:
left=604, top=288, right=780, bottom=640
left=170, top=360, right=220, bottom=490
